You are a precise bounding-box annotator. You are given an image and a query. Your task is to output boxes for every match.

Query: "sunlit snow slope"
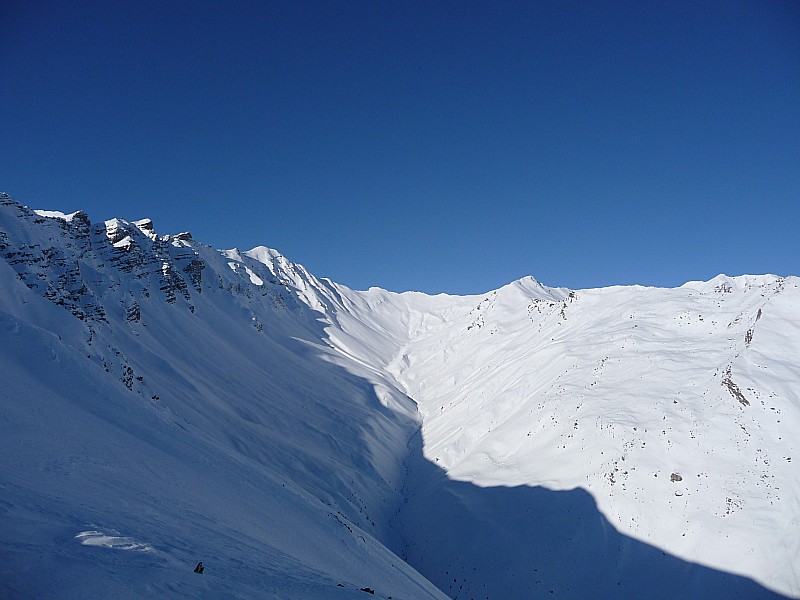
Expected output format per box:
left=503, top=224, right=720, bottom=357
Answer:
left=1, top=192, right=797, bottom=599
left=324, top=277, right=799, bottom=598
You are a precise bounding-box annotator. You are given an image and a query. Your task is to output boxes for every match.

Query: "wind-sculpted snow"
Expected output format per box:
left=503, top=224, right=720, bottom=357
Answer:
left=0, top=191, right=797, bottom=598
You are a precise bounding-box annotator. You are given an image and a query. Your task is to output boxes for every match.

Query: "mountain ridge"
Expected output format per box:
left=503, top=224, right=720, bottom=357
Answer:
left=1, top=192, right=797, bottom=598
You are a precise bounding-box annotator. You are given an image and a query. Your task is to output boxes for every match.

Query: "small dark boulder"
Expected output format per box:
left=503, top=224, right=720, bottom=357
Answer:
left=360, top=587, right=375, bottom=594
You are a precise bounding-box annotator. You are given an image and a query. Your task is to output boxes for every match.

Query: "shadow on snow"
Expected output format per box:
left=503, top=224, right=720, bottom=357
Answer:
left=396, top=429, right=788, bottom=600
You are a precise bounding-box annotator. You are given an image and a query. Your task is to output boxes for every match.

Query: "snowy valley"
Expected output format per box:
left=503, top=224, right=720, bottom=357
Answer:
left=0, top=192, right=797, bottom=599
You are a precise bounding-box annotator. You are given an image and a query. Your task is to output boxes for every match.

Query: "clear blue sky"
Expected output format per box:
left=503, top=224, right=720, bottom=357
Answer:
left=2, top=1, right=799, bottom=294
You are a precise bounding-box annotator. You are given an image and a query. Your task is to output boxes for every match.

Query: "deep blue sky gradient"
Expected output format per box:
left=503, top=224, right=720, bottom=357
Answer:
left=3, top=1, right=799, bottom=294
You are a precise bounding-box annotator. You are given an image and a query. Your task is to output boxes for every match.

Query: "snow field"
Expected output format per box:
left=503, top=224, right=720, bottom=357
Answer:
left=1, top=193, right=796, bottom=598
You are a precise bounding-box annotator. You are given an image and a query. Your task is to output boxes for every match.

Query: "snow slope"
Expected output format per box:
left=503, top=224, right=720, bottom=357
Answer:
left=1, top=192, right=797, bottom=598
left=324, top=277, right=799, bottom=598
left=0, top=194, right=445, bottom=599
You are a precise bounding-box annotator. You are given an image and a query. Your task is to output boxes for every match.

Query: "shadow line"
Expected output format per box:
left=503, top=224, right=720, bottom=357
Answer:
left=396, top=430, right=789, bottom=600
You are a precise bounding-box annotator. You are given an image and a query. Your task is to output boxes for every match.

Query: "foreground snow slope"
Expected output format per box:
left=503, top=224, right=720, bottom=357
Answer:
left=0, top=194, right=445, bottom=599
left=1, top=191, right=797, bottom=598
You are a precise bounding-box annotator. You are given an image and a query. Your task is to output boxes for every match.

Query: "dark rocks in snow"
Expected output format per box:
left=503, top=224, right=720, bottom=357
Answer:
left=120, top=365, right=135, bottom=390
left=125, top=301, right=141, bottom=323
left=182, top=257, right=205, bottom=293
left=722, top=367, right=749, bottom=407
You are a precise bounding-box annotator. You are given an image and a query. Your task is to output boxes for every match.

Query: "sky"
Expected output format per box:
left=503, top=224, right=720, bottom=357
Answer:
left=2, top=1, right=799, bottom=295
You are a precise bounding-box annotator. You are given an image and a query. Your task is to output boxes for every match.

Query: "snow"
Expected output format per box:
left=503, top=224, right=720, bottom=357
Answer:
left=75, top=531, right=155, bottom=552
left=133, top=218, right=157, bottom=240
left=371, top=278, right=800, bottom=596
left=33, top=209, right=82, bottom=221
left=0, top=192, right=797, bottom=599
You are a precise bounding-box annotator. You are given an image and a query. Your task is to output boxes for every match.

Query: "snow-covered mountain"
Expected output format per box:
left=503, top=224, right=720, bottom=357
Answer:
left=0, top=192, right=797, bottom=599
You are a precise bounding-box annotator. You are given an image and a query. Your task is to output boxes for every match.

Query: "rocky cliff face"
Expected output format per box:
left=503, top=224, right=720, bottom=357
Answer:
left=1, top=194, right=206, bottom=321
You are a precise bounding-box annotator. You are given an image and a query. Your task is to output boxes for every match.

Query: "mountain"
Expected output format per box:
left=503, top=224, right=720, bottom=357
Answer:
left=0, top=192, right=797, bottom=599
